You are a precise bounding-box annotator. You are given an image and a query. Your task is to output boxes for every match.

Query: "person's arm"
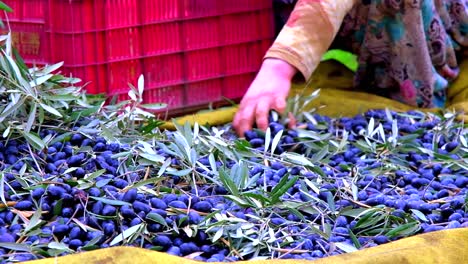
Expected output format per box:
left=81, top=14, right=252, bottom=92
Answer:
left=233, top=0, right=357, bottom=136
left=265, top=0, right=357, bottom=80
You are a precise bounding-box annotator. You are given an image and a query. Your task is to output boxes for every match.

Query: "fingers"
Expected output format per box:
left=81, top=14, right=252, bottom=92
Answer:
left=233, top=102, right=255, bottom=137
left=233, top=96, right=288, bottom=136
left=255, top=98, right=272, bottom=131
left=273, top=97, right=287, bottom=114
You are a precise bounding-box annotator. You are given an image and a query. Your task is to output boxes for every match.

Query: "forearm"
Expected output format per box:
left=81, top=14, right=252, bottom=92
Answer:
left=260, top=58, right=298, bottom=81
left=265, top=0, right=357, bottom=80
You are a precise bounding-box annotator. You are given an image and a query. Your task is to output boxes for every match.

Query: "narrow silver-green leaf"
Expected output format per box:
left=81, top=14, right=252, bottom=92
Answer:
left=140, top=103, right=167, bottom=110
left=23, top=132, right=46, bottom=151
left=410, top=209, right=428, bottom=222
left=110, top=223, right=144, bottom=246
left=335, top=242, right=358, bottom=253
left=146, top=213, right=169, bottom=227
left=29, top=74, right=53, bottom=87
left=264, top=127, right=271, bottom=153
left=157, top=158, right=172, bottom=177
left=40, top=103, right=62, bottom=117
left=270, top=130, right=283, bottom=156
left=0, top=243, right=31, bottom=252
left=89, top=196, right=131, bottom=207
left=139, top=153, right=165, bottom=163
left=367, top=117, right=375, bottom=136
left=25, top=102, right=37, bottom=133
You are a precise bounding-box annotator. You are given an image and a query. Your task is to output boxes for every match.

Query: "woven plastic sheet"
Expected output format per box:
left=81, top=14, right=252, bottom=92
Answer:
left=23, top=228, right=468, bottom=264
left=160, top=58, right=468, bottom=130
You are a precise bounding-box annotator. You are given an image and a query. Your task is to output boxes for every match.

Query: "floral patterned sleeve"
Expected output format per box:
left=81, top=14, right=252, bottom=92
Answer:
left=265, top=0, right=357, bottom=80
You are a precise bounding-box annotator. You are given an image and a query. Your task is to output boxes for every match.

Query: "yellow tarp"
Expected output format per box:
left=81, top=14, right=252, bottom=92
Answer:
left=21, top=59, right=468, bottom=264
left=24, top=228, right=468, bottom=264
left=160, top=58, right=468, bottom=130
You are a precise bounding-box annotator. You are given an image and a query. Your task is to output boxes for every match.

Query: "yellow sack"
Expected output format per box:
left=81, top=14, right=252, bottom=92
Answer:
left=160, top=58, right=468, bottom=129
left=24, top=228, right=468, bottom=264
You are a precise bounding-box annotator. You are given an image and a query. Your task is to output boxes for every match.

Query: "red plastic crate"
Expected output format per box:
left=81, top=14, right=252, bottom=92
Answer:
left=2, top=0, right=275, bottom=113
left=140, top=0, right=182, bottom=24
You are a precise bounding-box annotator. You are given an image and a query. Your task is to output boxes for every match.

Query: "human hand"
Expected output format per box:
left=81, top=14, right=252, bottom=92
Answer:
left=233, top=58, right=297, bottom=136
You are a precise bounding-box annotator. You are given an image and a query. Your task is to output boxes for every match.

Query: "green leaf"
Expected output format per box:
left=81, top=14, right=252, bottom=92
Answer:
left=355, top=209, right=381, bottom=229
left=212, top=227, right=224, bottom=243
left=0, top=97, right=26, bottom=123
left=224, top=195, right=254, bottom=208
left=89, top=196, right=131, bottom=207
left=234, top=139, right=250, bottom=151
left=280, top=152, right=313, bottom=167
left=285, top=207, right=307, bottom=222
left=242, top=192, right=271, bottom=206
left=270, top=129, right=283, bottom=156
left=219, top=168, right=239, bottom=196
left=367, top=117, right=375, bottom=136
left=140, top=103, right=167, bottom=110
left=49, top=131, right=72, bottom=145
left=311, top=145, right=329, bottom=163
left=83, top=233, right=104, bottom=249
left=48, top=242, right=73, bottom=252
left=146, top=213, right=169, bottom=227
left=340, top=208, right=368, bottom=218
left=23, top=132, right=46, bottom=151
left=208, top=153, right=218, bottom=174
left=42, top=94, right=81, bottom=101
left=304, top=178, right=320, bottom=194
left=140, top=119, right=165, bottom=134
left=335, top=242, right=358, bottom=253
left=270, top=175, right=298, bottom=204
left=326, top=192, right=336, bottom=213
left=410, top=209, right=428, bottom=222
left=53, top=199, right=63, bottom=216
left=111, top=151, right=132, bottom=159
left=385, top=222, right=420, bottom=238
left=40, top=103, right=62, bottom=117
left=321, top=49, right=358, bottom=72
left=165, top=168, right=192, bottom=177
left=137, top=74, right=145, bottom=96
left=70, top=105, right=101, bottom=119
left=29, top=74, right=53, bottom=87
left=264, top=127, right=271, bottom=153
left=139, top=153, right=165, bottom=163
left=25, top=102, right=37, bottom=133
left=110, top=223, right=144, bottom=246
left=38, top=106, right=45, bottom=124
left=2, top=126, right=11, bottom=138
left=0, top=176, right=7, bottom=209
left=0, top=243, right=31, bottom=251
left=84, top=169, right=106, bottom=181
left=96, top=178, right=112, bottom=188
left=0, top=1, right=13, bottom=12
left=24, top=206, right=44, bottom=233
left=349, top=229, right=361, bottom=249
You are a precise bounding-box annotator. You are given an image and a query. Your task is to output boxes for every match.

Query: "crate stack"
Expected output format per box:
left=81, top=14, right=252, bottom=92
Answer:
left=1, top=0, right=275, bottom=114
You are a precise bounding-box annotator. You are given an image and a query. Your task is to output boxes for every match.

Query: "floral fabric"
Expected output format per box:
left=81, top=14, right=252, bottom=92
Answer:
left=267, top=0, right=468, bottom=108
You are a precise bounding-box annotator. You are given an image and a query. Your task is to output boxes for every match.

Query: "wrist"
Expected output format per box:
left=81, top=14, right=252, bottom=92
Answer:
left=261, top=58, right=297, bottom=80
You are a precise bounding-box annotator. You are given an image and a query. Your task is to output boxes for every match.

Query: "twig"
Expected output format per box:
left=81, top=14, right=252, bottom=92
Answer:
left=342, top=197, right=372, bottom=209
left=220, top=237, right=243, bottom=259
left=274, top=241, right=309, bottom=256
left=0, top=201, right=17, bottom=209
left=143, top=166, right=151, bottom=181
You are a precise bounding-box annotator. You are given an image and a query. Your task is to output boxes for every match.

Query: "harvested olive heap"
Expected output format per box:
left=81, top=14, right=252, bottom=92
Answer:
left=0, top=109, right=467, bottom=263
